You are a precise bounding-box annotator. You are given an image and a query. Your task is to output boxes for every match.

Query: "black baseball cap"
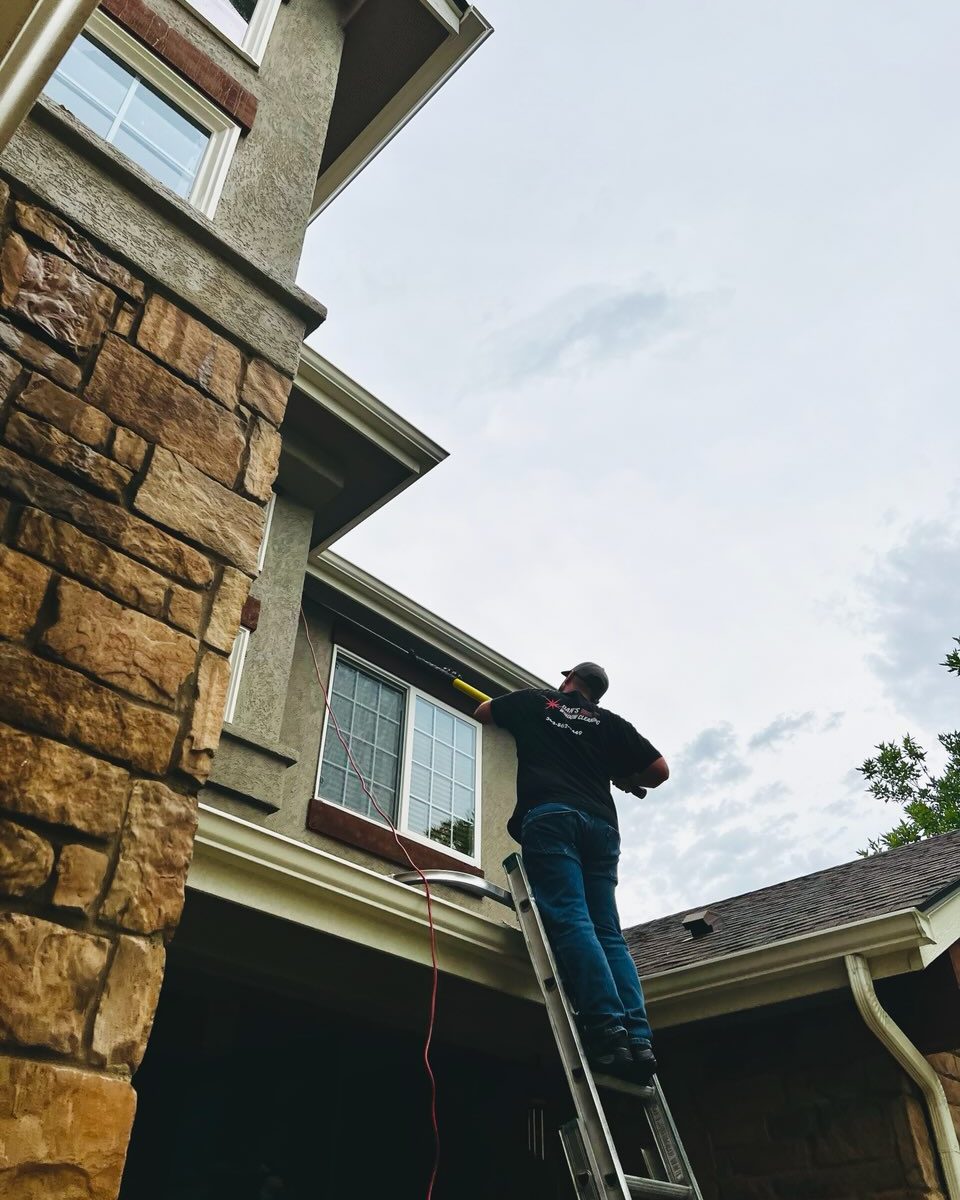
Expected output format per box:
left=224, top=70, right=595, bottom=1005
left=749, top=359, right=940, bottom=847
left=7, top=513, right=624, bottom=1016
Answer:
left=562, top=661, right=609, bottom=701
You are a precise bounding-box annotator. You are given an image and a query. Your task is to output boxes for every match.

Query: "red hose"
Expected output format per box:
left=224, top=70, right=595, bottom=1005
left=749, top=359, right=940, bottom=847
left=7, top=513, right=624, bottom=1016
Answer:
left=300, top=610, right=441, bottom=1199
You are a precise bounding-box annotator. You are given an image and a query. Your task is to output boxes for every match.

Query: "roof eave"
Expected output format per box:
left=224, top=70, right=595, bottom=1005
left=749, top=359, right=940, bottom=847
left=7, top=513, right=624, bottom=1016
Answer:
left=305, top=550, right=550, bottom=695
left=310, top=6, right=492, bottom=220
left=643, top=903, right=951, bottom=1030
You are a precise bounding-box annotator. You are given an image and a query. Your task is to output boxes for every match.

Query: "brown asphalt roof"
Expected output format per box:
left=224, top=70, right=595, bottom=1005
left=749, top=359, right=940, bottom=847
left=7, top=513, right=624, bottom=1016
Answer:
left=625, top=830, right=960, bottom=977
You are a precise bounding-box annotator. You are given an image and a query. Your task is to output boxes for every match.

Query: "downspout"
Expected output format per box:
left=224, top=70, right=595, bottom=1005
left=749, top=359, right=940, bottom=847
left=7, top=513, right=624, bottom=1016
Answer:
left=0, top=0, right=99, bottom=151
left=845, top=953, right=960, bottom=1199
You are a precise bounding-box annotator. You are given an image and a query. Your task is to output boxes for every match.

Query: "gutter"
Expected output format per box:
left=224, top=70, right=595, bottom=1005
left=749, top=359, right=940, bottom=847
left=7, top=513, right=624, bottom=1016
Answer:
left=846, top=953, right=960, bottom=1200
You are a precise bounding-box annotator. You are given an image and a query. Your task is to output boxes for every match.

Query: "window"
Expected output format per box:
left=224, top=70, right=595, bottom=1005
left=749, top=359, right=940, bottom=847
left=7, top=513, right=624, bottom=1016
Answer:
left=180, top=0, right=283, bottom=64
left=43, top=12, right=239, bottom=216
left=315, top=650, right=482, bottom=863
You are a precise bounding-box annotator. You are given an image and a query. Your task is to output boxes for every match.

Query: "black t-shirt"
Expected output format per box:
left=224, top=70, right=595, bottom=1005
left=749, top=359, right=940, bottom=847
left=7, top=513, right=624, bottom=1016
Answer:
left=490, top=687, right=662, bottom=841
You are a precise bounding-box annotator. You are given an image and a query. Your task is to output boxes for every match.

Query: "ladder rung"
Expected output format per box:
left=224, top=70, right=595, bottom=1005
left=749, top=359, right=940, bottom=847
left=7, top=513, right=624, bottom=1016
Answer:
left=592, top=1073, right=656, bottom=1102
left=625, top=1178, right=692, bottom=1198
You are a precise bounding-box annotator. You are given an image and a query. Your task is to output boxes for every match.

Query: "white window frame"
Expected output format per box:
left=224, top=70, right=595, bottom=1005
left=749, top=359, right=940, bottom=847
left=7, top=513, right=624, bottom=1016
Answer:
left=52, top=11, right=240, bottom=217
left=177, top=0, right=283, bottom=67
left=223, top=625, right=250, bottom=724
left=314, top=646, right=483, bottom=868
left=222, top=491, right=273, bottom=724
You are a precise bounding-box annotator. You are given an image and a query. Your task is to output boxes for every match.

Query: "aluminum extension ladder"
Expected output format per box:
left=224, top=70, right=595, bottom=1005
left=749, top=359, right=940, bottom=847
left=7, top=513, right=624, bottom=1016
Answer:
left=395, top=855, right=703, bottom=1200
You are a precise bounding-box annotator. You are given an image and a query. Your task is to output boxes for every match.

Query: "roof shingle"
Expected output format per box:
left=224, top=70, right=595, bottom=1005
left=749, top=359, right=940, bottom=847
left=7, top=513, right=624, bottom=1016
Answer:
left=625, top=830, right=960, bottom=977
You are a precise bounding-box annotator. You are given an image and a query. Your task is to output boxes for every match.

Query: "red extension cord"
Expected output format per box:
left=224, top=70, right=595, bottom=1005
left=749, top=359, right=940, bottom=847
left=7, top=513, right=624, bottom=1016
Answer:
left=300, top=610, right=442, bottom=1200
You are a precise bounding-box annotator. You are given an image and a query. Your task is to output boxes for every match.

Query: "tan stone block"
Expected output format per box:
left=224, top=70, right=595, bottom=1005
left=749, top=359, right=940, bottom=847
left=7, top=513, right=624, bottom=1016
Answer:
left=135, top=446, right=265, bottom=574
left=138, top=295, right=242, bottom=409
left=0, top=179, right=8, bottom=216
left=43, top=577, right=198, bottom=705
left=0, top=643, right=179, bottom=774
left=928, top=1052, right=960, bottom=1082
left=17, top=373, right=113, bottom=450
left=53, top=844, right=109, bottom=912
left=112, top=300, right=138, bottom=336
left=893, top=1094, right=941, bottom=1190
left=92, top=935, right=165, bottom=1071
left=17, top=509, right=168, bottom=619
left=242, top=416, right=282, bottom=502
left=15, top=201, right=145, bottom=300
left=0, top=819, right=54, bottom=896
left=0, top=348, right=20, bottom=398
left=86, top=336, right=245, bottom=487
left=0, top=1056, right=135, bottom=1198
left=204, top=566, right=251, bottom=652
left=180, top=650, right=230, bottom=780
left=167, top=584, right=204, bottom=635
left=0, top=445, right=213, bottom=585
left=242, top=357, right=291, bottom=426
left=111, top=426, right=147, bottom=470
left=5, top=411, right=132, bottom=499
left=0, top=314, right=82, bottom=389
left=101, top=781, right=198, bottom=934
left=0, top=233, right=115, bottom=352
left=0, top=544, right=51, bottom=639
left=0, top=913, right=109, bottom=1054
left=0, top=723, right=128, bottom=837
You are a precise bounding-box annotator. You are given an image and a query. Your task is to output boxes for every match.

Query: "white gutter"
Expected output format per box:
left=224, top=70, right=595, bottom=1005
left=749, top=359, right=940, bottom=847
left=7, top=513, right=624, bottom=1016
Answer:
left=0, top=0, right=99, bottom=150
left=845, top=953, right=960, bottom=1200
left=643, top=906, right=936, bottom=1029
left=190, top=805, right=539, bottom=1003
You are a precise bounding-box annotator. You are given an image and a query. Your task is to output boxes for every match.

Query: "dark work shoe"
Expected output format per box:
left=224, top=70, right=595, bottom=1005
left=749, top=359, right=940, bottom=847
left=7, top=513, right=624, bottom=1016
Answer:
left=629, top=1040, right=658, bottom=1084
left=584, top=1027, right=633, bottom=1078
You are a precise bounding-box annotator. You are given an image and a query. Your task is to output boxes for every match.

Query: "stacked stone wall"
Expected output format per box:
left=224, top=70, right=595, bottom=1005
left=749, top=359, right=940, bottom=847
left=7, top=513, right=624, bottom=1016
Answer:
left=0, top=176, right=292, bottom=1197
left=656, top=999, right=946, bottom=1199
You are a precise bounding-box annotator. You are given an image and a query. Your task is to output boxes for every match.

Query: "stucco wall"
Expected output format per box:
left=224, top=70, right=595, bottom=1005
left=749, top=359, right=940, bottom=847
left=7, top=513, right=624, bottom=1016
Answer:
left=146, top=0, right=344, bottom=277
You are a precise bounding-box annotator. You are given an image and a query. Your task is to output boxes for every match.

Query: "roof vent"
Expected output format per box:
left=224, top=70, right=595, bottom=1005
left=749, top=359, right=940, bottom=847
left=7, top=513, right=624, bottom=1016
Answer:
left=681, top=908, right=719, bottom=940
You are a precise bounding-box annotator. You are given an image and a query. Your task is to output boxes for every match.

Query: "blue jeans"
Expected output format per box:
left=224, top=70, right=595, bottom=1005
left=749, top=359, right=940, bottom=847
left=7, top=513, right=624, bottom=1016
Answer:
left=521, top=803, right=652, bottom=1046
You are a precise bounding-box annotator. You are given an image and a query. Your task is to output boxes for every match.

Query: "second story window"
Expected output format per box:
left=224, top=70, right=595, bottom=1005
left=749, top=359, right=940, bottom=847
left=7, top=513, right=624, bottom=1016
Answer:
left=182, top=0, right=283, bottom=64
left=316, top=650, right=481, bottom=864
left=42, top=13, right=240, bottom=217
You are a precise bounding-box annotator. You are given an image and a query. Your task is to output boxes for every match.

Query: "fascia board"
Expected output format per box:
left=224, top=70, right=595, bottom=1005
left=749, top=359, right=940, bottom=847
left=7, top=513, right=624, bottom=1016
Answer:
left=918, top=887, right=960, bottom=967
left=645, top=908, right=935, bottom=1029
left=190, top=804, right=539, bottom=1002
left=310, top=7, right=493, bottom=219
left=305, top=550, right=551, bottom=695
left=295, top=343, right=446, bottom=476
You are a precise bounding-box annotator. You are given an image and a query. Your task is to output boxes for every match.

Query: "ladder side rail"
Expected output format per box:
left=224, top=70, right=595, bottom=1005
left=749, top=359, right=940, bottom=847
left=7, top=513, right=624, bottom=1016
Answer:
left=644, top=1081, right=705, bottom=1200
left=503, top=853, right=630, bottom=1200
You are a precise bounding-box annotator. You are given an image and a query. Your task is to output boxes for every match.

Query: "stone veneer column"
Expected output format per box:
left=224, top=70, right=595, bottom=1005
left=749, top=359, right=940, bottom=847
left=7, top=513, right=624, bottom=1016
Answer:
left=0, top=178, right=292, bottom=1196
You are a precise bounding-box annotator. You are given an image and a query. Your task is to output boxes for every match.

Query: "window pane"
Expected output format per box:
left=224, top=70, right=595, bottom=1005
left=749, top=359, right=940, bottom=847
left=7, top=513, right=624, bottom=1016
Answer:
left=408, top=698, right=477, bottom=857
left=317, top=659, right=403, bottom=824
left=185, top=0, right=257, bottom=46
left=44, top=35, right=130, bottom=138
left=43, top=34, right=209, bottom=199
left=114, top=83, right=207, bottom=196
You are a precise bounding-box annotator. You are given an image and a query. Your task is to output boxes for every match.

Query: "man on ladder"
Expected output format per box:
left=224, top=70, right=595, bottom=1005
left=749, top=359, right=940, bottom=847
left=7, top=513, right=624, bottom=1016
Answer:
left=475, top=662, right=669, bottom=1086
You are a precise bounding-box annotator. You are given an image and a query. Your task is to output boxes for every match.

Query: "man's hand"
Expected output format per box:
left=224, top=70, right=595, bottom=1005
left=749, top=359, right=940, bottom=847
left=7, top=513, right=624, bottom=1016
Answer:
left=613, top=756, right=669, bottom=798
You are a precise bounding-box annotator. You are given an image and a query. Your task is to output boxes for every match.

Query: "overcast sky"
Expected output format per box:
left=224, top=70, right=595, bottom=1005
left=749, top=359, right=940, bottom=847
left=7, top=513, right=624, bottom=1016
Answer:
left=298, top=0, right=960, bottom=925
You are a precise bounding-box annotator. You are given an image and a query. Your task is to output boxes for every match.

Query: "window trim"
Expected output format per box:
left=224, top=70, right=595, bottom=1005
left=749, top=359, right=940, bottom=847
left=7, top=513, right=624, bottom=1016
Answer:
left=59, top=10, right=240, bottom=217
left=314, top=646, right=483, bottom=868
left=223, top=625, right=250, bottom=724
left=177, top=0, right=283, bottom=67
